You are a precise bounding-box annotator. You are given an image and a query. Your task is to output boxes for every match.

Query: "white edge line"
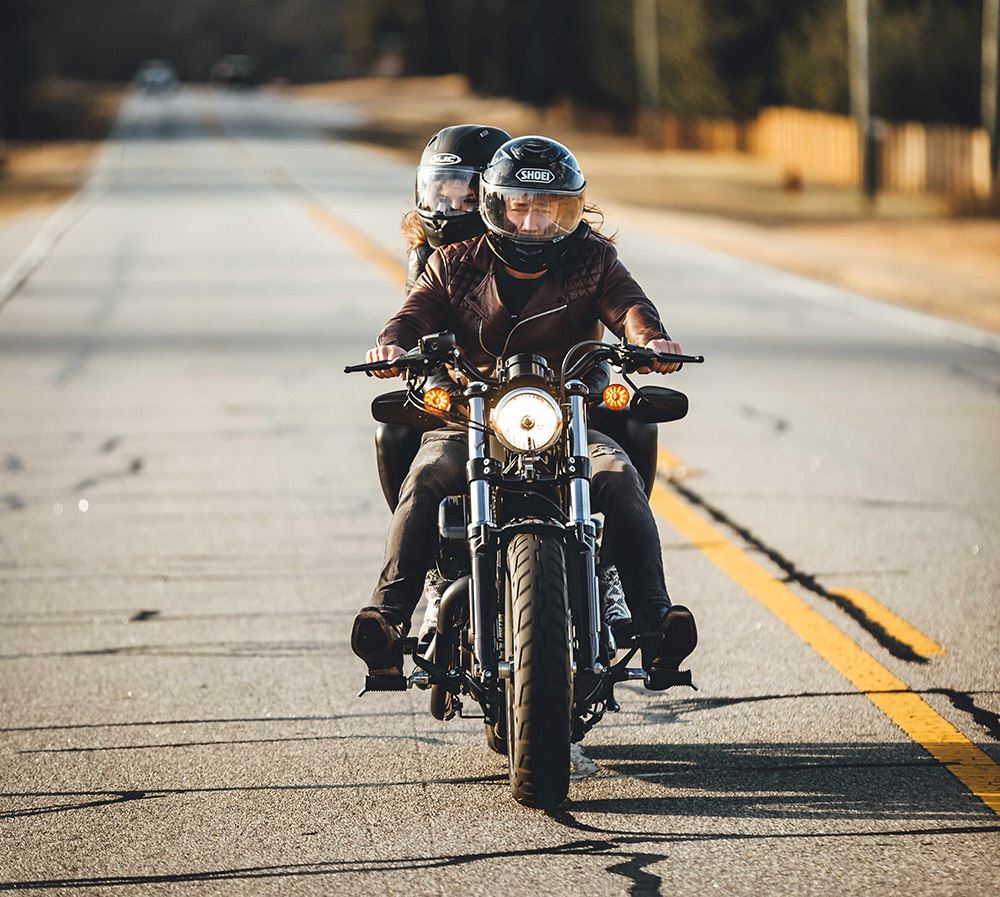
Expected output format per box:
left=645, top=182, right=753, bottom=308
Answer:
left=0, top=91, right=138, bottom=316
left=0, top=190, right=100, bottom=314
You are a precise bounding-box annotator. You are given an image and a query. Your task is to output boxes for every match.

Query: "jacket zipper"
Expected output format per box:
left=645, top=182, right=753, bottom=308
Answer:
left=482, top=303, right=569, bottom=361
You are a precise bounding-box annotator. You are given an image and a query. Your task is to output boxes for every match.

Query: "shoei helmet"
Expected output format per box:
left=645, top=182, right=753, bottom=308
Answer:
left=480, top=136, right=587, bottom=273
left=415, top=125, right=512, bottom=248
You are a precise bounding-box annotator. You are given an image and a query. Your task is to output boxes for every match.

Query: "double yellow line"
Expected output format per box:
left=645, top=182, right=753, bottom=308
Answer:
left=224, top=108, right=998, bottom=816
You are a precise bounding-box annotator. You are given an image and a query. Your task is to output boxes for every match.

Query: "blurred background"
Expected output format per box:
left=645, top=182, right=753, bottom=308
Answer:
left=1, top=0, right=998, bottom=324
left=0, top=0, right=990, bottom=124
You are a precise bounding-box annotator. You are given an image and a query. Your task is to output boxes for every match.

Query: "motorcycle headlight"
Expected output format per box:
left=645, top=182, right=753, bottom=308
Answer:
left=490, top=387, right=563, bottom=453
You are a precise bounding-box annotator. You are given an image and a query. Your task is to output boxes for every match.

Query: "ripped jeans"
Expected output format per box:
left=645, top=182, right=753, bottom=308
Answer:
left=370, top=429, right=671, bottom=632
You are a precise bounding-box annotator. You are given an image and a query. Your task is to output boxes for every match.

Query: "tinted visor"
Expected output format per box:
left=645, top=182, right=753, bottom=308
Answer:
left=416, top=166, right=479, bottom=218
left=481, top=185, right=585, bottom=242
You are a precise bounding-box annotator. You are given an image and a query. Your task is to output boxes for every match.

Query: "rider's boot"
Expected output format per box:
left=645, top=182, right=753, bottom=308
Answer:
left=643, top=604, right=697, bottom=691
left=351, top=606, right=406, bottom=680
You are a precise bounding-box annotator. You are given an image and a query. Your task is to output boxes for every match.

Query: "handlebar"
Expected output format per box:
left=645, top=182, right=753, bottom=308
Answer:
left=561, top=341, right=704, bottom=390
left=343, top=347, right=497, bottom=385
left=344, top=336, right=705, bottom=387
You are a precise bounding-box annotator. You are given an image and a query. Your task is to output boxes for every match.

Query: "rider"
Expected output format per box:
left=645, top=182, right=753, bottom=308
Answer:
left=352, top=136, right=697, bottom=684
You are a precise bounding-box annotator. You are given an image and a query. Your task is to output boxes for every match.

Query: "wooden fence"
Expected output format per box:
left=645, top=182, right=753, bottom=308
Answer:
left=575, top=103, right=995, bottom=198
left=747, top=107, right=993, bottom=198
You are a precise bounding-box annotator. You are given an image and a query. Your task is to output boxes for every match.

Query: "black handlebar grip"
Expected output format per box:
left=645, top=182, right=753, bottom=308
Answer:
left=655, top=353, right=705, bottom=364
left=343, top=360, right=395, bottom=374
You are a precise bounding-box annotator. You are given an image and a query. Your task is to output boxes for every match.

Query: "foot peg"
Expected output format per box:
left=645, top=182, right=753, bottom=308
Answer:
left=358, top=672, right=407, bottom=697
left=644, top=668, right=696, bottom=691
left=356, top=640, right=427, bottom=696
left=621, top=666, right=696, bottom=691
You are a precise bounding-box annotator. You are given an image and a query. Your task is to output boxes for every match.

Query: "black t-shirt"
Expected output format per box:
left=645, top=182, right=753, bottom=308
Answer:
left=495, top=264, right=546, bottom=319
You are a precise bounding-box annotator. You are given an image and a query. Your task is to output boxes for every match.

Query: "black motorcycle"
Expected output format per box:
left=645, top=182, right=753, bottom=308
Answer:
left=345, top=333, right=703, bottom=809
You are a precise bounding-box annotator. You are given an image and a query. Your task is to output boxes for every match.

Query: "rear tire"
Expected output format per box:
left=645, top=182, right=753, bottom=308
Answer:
left=505, top=532, right=571, bottom=809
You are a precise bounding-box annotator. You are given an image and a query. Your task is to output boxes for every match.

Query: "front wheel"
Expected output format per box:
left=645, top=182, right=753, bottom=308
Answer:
left=504, top=532, right=572, bottom=809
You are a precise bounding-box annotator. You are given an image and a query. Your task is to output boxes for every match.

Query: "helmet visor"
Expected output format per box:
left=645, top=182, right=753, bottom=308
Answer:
left=416, top=166, right=479, bottom=218
left=481, top=185, right=585, bottom=242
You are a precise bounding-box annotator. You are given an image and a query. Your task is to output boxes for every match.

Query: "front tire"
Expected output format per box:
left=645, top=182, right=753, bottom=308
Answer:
left=505, top=532, right=571, bottom=809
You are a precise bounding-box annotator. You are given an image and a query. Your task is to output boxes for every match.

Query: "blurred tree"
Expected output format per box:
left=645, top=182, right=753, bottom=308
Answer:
left=7, top=0, right=983, bottom=127
left=0, top=0, right=39, bottom=140
left=773, top=0, right=980, bottom=125
left=658, top=0, right=731, bottom=116
left=707, top=0, right=795, bottom=117
left=573, top=1, right=639, bottom=109
left=26, top=0, right=350, bottom=83
left=777, top=0, right=851, bottom=115
left=876, top=0, right=980, bottom=125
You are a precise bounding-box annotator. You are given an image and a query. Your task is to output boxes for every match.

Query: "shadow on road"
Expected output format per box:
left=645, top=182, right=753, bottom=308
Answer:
left=1, top=737, right=997, bottom=892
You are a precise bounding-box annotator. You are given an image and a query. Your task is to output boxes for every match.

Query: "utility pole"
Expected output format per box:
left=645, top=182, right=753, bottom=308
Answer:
left=848, top=0, right=877, bottom=202
left=984, top=0, right=999, bottom=185
left=633, top=0, right=661, bottom=146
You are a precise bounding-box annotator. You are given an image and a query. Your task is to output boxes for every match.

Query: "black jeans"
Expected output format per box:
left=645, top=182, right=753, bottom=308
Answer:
left=371, top=429, right=671, bottom=632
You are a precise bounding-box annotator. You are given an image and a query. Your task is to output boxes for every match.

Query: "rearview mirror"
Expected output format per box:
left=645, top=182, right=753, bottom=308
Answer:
left=630, top=386, right=688, bottom=423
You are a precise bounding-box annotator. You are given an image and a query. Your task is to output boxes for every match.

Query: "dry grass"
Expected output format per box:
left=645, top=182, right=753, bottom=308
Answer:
left=0, top=81, right=125, bottom=219
left=0, top=142, right=101, bottom=217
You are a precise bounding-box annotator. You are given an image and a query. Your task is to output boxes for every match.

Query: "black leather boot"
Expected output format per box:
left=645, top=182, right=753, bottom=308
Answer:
left=351, top=606, right=406, bottom=677
left=642, top=604, right=697, bottom=691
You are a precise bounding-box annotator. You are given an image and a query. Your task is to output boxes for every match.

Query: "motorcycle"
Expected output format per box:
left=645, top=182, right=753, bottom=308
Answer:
left=345, top=332, right=704, bottom=809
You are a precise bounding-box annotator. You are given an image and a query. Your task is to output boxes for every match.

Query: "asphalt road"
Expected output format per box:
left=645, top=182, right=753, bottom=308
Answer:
left=1, top=88, right=998, bottom=896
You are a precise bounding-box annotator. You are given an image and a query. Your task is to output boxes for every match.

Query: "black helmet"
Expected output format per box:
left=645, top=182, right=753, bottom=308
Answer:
left=415, top=124, right=512, bottom=248
left=480, top=136, right=587, bottom=273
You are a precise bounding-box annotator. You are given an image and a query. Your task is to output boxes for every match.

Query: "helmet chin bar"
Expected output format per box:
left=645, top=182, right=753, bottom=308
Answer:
left=419, top=210, right=486, bottom=249
left=485, top=223, right=589, bottom=274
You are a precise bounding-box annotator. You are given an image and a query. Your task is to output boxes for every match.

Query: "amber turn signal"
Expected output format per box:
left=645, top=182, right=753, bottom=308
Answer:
left=602, top=383, right=630, bottom=411
left=424, top=387, right=452, bottom=413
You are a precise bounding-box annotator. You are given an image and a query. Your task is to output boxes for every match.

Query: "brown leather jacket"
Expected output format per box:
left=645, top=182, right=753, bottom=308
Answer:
left=378, top=232, right=670, bottom=374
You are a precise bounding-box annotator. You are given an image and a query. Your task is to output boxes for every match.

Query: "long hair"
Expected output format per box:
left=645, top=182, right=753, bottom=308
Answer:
left=401, top=209, right=427, bottom=251
left=583, top=203, right=616, bottom=244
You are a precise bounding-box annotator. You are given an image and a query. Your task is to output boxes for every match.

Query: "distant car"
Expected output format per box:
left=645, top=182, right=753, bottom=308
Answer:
left=210, top=55, right=255, bottom=88
left=134, top=60, right=178, bottom=95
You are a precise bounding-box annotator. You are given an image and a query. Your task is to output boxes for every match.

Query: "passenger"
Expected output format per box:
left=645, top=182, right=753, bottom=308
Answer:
left=402, top=124, right=512, bottom=292
left=399, top=125, right=512, bottom=642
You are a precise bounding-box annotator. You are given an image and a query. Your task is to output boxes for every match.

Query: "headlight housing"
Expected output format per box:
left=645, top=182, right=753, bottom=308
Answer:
left=490, top=387, right=563, bottom=452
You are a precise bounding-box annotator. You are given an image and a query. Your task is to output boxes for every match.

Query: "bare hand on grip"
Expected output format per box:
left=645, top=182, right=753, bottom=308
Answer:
left=366, top=344, right=406, bottom=379
left=639, top=338, right=685, bottom=374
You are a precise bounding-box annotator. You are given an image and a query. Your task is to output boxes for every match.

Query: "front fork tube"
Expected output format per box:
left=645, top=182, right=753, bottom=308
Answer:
left=466, top=384, right=499, bottom=709
left=566, top=383, right=603, bottom=674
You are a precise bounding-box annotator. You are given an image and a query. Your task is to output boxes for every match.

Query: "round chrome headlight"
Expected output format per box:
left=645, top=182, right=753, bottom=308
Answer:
left=490, top=387, right=563, bottom=453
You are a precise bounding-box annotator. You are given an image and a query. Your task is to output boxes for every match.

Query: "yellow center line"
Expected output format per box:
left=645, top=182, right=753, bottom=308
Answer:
left=204, top=96, right=407, bottom=290
left=653, top=450, right=999, bottom=815
left=305, top=204, right=406, bottom=289
left=828, top=587, right=946, bottom=658
left=658, top=450, right=947, bottom=660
